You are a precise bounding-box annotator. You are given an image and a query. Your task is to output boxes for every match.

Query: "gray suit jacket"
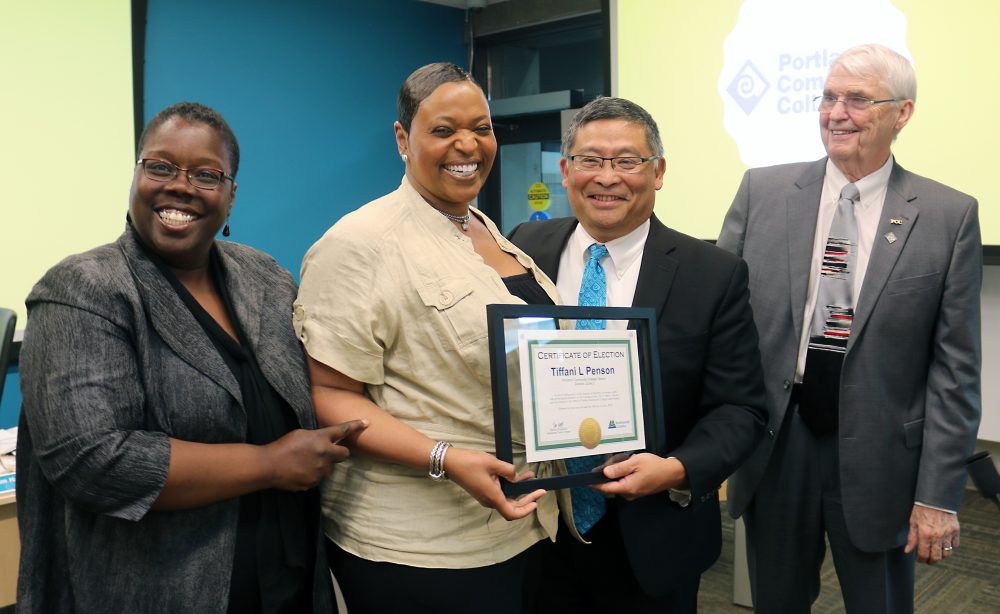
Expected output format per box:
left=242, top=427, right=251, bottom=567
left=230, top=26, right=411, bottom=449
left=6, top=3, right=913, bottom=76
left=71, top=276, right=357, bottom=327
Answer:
left=718, top=158, right=982, bottom=552
left=16, top=226, right=333, bottom=613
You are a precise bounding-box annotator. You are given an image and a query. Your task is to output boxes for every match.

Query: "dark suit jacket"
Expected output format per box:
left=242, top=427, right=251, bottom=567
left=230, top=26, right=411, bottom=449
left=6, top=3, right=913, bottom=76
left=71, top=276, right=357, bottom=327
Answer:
left=719, top=158, right=982, bottom=552
left=509, top=214, right=767, bottom=596
left=16, top=226, right=333, bottom=613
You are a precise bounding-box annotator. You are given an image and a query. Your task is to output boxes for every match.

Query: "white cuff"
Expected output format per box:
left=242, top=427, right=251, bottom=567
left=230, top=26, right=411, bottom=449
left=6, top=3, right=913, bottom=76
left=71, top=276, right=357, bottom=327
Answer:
left=914, top=501, right=957, bottom=515
left=668, top=488, right=692, bottom=507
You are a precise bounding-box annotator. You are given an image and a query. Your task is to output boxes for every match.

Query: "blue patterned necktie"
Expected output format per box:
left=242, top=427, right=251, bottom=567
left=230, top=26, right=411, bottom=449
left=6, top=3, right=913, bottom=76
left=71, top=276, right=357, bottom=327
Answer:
left=565, top=242, right=609, bottom=534
left=800, top=182, right=860, bottom=436
left=576, top=243, right=609, bottom=330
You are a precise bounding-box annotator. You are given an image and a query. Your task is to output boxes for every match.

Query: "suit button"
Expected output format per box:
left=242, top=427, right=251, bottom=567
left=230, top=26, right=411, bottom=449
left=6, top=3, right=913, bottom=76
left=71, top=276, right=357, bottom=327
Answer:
left=439, top=290, right=454, bottom=306
left=293, top=305, right=305, bottom=321
left=782, top=379, right=791, bottom=391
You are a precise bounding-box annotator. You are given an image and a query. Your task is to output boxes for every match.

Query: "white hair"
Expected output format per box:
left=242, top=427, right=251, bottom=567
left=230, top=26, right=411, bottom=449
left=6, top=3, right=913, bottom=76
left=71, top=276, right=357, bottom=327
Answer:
left=831, top=44, right=917, bottom=101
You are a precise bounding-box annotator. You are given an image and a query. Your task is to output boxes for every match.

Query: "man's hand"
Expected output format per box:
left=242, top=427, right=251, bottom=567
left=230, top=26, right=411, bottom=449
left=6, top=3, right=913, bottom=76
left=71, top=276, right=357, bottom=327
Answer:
left=591, top=453, right=687, bottom=500
left=904, top=505, right=960, bottom=564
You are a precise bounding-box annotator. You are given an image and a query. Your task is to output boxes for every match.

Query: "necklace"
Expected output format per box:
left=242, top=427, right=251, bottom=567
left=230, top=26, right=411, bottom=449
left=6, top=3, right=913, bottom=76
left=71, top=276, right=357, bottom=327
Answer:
left=435, top=207, right=471, bottom=231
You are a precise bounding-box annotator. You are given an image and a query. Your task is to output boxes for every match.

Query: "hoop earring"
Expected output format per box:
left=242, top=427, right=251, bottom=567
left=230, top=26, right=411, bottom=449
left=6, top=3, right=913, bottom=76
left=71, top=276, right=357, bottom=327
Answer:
left=401, top=153, right=408, bottom=163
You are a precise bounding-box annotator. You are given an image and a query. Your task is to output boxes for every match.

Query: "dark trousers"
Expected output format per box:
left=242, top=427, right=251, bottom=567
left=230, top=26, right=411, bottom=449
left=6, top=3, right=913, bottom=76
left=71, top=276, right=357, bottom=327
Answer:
left=529, top=505, right=700, bottom=614
left=327, top=538, right=544, bottom=614
left=744, top=405, right=915, bottom=614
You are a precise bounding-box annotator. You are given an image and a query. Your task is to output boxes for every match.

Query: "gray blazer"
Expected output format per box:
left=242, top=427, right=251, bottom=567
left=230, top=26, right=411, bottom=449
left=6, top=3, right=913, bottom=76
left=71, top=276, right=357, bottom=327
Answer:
left=718, top=158, right=982, bottom=552
left=16, top=227, right=333, bottom=613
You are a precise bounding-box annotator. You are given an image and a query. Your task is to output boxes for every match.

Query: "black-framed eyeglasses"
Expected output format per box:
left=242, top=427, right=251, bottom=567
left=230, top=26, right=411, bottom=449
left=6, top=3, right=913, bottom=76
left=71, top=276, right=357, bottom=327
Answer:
left=813, top=95, right=900, bottom=113
left=137, top=158, right=235, bottom=190
left=566, top=154, right=659, bottom=174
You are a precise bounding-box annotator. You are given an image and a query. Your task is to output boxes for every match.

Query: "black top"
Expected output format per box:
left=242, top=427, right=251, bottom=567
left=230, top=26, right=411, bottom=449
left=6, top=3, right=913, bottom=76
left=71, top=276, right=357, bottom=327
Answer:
left=502, top=272, right=554, bottom=305
left=155, top=248, right=315, bottom=614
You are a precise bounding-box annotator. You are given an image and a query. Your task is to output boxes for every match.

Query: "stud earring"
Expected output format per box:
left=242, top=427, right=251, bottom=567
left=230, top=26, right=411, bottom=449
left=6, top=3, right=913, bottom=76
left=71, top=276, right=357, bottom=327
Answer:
left=222, top=224, right=231, bottom=237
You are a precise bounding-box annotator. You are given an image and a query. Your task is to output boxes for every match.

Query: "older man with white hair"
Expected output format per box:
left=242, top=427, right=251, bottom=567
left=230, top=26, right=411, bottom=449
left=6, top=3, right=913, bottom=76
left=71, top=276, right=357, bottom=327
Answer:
left=719, top=43, right=982, bottom=613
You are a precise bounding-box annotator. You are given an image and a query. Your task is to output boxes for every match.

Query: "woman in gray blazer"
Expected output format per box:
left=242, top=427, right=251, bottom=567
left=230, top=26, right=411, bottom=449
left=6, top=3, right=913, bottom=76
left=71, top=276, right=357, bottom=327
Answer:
left=16, top=102, right=365, bottom=613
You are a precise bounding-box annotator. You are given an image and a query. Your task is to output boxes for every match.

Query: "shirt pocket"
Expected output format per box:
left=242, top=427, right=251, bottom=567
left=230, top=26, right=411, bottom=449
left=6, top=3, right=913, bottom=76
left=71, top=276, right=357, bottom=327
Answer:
left=415, top=277, right=485, bottom=348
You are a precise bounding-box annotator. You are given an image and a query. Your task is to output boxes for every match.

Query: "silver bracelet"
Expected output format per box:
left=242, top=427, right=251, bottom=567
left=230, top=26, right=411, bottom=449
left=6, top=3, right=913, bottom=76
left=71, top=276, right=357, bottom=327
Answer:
left=429, top=441, right=452, bottom=481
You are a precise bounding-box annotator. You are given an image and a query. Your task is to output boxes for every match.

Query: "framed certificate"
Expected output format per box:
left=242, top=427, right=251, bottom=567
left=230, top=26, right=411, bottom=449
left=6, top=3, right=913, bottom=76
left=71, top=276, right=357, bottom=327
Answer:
left=487, top=303, right=665, bottom=496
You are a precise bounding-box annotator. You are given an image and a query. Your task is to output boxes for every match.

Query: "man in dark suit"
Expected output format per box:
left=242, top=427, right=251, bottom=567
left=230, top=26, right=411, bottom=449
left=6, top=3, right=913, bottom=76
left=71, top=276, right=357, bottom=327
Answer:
left=718, top=44, right=982, bottom=613
left=509, top=96, right=767, bottom=613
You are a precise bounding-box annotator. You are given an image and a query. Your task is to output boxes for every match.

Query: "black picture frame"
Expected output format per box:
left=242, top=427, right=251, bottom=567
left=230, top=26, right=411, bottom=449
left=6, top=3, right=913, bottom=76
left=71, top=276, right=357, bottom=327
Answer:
left=487, top=303, right=665, bottom=496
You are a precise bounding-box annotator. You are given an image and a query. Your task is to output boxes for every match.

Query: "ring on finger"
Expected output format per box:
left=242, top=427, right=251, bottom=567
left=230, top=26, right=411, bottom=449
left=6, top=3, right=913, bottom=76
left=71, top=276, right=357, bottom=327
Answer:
left=943, top=545, right=954, bottom=552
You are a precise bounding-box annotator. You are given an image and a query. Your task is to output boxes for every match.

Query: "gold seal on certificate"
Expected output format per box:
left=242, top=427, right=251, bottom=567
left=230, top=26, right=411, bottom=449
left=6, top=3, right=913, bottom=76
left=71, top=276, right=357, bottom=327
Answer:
left=579, top=418, right=601, bottom=449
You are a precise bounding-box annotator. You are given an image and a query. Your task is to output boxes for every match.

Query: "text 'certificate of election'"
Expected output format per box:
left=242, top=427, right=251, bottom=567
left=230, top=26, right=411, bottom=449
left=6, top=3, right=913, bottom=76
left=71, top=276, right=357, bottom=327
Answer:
left=520, top=329, right=645, bottom=463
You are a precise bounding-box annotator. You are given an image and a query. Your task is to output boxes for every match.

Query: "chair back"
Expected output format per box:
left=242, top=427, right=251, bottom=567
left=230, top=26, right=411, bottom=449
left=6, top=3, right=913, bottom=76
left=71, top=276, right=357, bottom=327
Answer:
left=0, top=308, right=16, bottom=404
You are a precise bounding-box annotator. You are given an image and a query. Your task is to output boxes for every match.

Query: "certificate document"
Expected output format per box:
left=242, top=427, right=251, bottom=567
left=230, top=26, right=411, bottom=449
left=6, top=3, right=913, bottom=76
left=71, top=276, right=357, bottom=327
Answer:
left=519, top=329, right=645, bottom=463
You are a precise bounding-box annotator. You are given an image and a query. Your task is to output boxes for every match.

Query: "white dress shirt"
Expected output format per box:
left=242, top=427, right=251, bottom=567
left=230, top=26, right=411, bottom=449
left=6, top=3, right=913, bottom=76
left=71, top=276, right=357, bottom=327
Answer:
left=555, top=218, right=691, bottom=505
left=556, top=219, right=650, bottom=322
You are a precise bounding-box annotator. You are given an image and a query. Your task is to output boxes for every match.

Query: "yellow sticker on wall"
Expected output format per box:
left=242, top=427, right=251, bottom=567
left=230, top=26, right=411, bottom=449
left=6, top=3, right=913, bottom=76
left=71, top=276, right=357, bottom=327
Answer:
left=528, top=182, right=551, bottom=211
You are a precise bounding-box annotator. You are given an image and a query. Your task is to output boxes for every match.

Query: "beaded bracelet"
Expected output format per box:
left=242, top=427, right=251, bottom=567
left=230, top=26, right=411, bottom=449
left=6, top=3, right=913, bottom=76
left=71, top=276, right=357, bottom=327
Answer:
left=429, top=441, right=453, bottom=481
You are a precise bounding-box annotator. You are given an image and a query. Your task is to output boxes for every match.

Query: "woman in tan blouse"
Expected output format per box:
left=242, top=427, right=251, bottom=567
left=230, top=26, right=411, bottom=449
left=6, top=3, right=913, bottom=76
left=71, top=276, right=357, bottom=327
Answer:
left=293, top=63, right=561, bottom=612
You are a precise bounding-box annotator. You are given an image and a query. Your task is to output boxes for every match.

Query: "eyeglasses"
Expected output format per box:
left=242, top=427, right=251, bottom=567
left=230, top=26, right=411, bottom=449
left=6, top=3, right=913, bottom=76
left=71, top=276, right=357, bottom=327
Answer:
left=137, top=158, right=235, bottom=190
left=566, top=154, right=659, bottom=174
left=813, top=95, right=900, bottom=113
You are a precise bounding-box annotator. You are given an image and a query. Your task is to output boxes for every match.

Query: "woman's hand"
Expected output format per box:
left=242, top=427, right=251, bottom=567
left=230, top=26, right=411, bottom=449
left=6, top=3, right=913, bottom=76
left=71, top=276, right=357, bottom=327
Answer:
left=306, top=358, right=547, bottom=518
left=154, top=420, right=367, bottom=510
left=444, top=447, right=547, bottom=520
left=264, top=420, right=368, bottom=491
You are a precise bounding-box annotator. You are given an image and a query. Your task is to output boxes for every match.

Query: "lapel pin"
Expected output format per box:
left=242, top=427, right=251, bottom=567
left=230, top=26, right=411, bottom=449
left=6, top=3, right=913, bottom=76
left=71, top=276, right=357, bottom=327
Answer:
left=885, top=231, right=897, bottom=244
left=890, top=218, right=903, bottom=225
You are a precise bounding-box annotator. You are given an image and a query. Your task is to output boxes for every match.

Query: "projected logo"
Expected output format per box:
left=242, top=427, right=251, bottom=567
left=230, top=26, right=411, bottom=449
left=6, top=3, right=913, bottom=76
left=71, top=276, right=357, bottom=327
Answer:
left=717, top=0, right=911, bottom=167
left=727, top=60, right=770, bottom=114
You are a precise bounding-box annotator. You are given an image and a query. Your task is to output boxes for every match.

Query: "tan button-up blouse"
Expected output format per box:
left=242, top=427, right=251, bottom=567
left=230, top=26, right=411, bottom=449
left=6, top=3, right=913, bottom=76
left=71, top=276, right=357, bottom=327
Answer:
left=294, top=177, right=559, bottom=568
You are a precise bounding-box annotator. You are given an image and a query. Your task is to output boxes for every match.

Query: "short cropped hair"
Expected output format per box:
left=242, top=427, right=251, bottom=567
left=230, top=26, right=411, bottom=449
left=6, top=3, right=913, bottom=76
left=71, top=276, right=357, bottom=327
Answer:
left=137, top=102, right=240, bottom=178
left=561, top=96, right=664, bottom=157
left=831, top=44, right=917, bottom=102
left=397, top=62, right=483, bottom=133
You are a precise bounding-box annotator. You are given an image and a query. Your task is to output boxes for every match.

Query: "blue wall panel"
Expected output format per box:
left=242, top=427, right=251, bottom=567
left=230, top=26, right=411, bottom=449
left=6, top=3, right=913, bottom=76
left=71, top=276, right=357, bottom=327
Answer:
left=1, top=366, right=20, bottom=430
left=143, top=0, right=466, bottom=276
left=4, top=1, right=465, bottom=429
